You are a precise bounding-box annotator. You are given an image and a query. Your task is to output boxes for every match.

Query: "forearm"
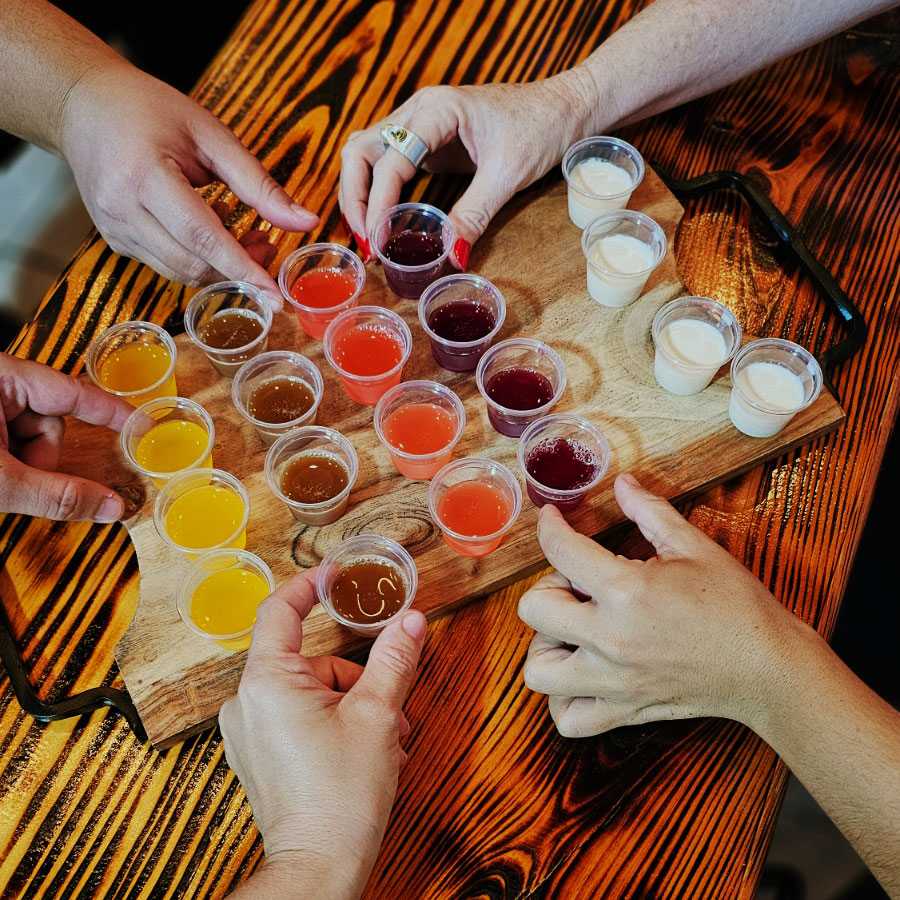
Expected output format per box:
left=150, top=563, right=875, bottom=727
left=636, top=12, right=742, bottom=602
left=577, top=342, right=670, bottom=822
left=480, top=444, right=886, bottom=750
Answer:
left=749, top=619, right=900, bottom=897
left=0, top=0, right=128, bottom=152
left=555, top=0, right=897, bottom=133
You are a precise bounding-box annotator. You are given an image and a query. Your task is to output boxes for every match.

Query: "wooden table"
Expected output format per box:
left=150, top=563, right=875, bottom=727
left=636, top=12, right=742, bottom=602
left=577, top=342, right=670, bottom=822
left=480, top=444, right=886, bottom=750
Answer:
left=1, top=1, right=898, bottom=897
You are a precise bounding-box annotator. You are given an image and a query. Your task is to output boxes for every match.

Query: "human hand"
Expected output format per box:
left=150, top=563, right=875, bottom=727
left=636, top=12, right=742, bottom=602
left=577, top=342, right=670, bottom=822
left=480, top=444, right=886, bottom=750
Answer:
left=339, top=73, right=595, bottom=267
left=58, top=62, right=318, bottom=308
left=518, top=474, right=803, bottom=738
left=219, top=569, right=427, bottom=898
left=0, top=354, right=131, bottom=522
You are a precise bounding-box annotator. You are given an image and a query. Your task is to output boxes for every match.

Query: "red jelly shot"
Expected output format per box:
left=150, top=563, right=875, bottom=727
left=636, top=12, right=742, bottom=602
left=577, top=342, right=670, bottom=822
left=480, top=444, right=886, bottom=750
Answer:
left=279, top=243, right=365, bottom=339
left=375, top=381, right=465, bottom=480
left=324, top=306, right=412, bottom=405
left=371, top=203, right=454, bottom=300
left=517, top=414, right=611, bottom=510
left=476, top=339, right=566, bottom=437
left=428, top=458, right=522, bottom=557
left=419, top=274, right=507, bottom=372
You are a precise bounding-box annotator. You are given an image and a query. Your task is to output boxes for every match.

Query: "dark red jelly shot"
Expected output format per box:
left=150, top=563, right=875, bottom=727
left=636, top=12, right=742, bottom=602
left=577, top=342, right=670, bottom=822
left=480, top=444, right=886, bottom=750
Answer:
left=381, top=230, right=446, bottom=299
left=525, top=437, right=598, bottom=510
left=426, top=300, right=497, bottom=372
left=484, top=366, right=555, bottom=436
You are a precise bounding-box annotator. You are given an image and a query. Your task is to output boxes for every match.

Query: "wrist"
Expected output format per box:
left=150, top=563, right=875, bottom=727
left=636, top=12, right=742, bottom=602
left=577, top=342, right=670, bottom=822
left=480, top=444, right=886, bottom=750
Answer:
left=254, top=849, right=368, bottom=900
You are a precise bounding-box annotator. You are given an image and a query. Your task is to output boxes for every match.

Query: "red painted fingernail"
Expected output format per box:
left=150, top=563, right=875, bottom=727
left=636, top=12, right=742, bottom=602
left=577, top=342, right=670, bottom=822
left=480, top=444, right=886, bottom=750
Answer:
left=340, top=213, right=352, bottom=238
left=453, top=238, right=471, bottom=271
left=358, top=236, right=373, bottom=263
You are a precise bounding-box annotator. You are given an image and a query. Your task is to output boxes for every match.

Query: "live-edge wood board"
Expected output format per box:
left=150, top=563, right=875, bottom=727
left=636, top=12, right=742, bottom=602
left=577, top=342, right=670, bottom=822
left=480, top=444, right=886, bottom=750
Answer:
left=59, top=169, right=844, bottom=748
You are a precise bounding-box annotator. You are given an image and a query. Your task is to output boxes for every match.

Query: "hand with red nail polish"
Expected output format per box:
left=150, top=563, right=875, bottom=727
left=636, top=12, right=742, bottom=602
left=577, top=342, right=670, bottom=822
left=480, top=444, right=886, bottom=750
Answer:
left=0, top=354, right=132, bottom=523
left=338, top=79, right=593, bottom=270
left=220, top=568, right=427, bottom=899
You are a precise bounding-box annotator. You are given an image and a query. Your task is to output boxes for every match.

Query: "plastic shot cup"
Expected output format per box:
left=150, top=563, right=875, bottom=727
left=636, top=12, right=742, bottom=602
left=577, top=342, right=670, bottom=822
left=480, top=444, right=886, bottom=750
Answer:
left=154, top=468, right=250, bottom=559
left=264, top=425, right=358, bottom=525
left=428, top=457, right=522, bottom=557
left=652, top=296, right=742, bottom=395
left=581, top=210, right=667, bottom=308
left=86, top=320, right=178, bottom=407
left=475, top=338, right=567, bottom=437
left=728, top=338, right=823, bottom=438
left=517, top=414, right=611, bottom=511
left=184, top=280, right=273, bottom=377
left=562, top=136, right=645, bottom=229
left=371, top=202, right=454, bottom=300
left=232, top=350, right=324, bottom=446
left=418, top=273, right=506, bottom=372
left=316, top=534, right=418, bottom=637
left=176, top=549, right=275, bottom=652
left=323, top=305, right=413, bottom=405
left=121, top=396, right=215, bottom=488
left=374, top=380, right=466, bottom=480
left=278, top=242, right=366, bottom=339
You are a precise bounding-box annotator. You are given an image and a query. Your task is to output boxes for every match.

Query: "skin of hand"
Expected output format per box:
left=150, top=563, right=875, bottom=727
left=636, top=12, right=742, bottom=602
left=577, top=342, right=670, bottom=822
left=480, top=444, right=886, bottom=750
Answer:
left=220, top=569, right=428, bottom=900
left=56, top=62, right=316, bottom=309
left=518, top=472, right=799, bottom=736
left=338, top=75, right=596, bottom=267
left=0, top=353, right=132, bottom=522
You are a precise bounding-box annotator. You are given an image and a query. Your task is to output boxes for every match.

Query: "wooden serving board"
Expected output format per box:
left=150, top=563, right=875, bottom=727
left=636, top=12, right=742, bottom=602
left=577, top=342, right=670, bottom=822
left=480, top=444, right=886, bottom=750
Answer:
left=61, top=169, right=844, bottom=748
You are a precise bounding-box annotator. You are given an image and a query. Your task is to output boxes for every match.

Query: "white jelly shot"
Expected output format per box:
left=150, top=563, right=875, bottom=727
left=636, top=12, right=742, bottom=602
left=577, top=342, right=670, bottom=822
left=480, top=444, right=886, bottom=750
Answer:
left=728, top=339, right=823, bottom=438
left=652, top=297, right=742, bottom=395
left=582, top=211, right=666, bottom=307
left=562, top=136, right=644, bottom=229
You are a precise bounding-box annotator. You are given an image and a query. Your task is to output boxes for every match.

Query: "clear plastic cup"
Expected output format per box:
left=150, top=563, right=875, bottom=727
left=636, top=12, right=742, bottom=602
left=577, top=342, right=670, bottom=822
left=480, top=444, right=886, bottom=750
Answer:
left=581, top=210, right=667, bottom=308
left=728, top=338, right=823, bottom=438
left=562, top=136, right=645, bottom=229
left=370, top=202, right=454, bottom=299
left=121, top=396, right=215, bottom=488
left=475, top=338, right=567, bottom=437
left=85, top=320, right=178, bottom=407
left=278, top=242, right=366, bottom=339
left=232, top=351, right=324, bottom=445
left=418, top=273, right=506, bottom=372
left=154, top=468, right=250, bottom=558
left=323, top=305, right=413, bottom=405
left=184, top=280, right=273, bottom=377
left=652, top=296, right=742, bottom=395
left=316, top=534, right=418, bottom=637
left=517, top=414, right=611, bottom=511
left=428, top=457, right=522, bottom=557
left=374, top=380, right=466, bottom=480
left=264, top=425, right=358, bottom=525
left=176, top=549, right=275, bottom=651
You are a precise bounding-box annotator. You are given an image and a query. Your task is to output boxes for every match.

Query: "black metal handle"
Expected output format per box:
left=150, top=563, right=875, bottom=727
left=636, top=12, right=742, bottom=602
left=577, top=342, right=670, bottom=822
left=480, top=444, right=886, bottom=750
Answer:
left=653, top=167, right=868, bottom=400
left=0, top=591, right=147, bottom=743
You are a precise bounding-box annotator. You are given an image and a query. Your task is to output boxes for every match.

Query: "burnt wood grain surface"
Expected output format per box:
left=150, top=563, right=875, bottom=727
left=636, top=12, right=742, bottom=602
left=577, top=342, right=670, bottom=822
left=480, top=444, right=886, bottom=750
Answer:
left=1, top=1, right=898, bottom=897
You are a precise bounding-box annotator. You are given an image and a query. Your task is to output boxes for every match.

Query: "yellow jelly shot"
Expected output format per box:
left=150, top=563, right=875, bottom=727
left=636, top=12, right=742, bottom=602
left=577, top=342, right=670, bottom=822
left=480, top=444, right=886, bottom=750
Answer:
left=99, top=342, right=177, bottom=405
left=165, top=485, right=247, bottom=555
left=135, top=420, right=212, bottom=484
left=190, top=568, right=270, bottom=651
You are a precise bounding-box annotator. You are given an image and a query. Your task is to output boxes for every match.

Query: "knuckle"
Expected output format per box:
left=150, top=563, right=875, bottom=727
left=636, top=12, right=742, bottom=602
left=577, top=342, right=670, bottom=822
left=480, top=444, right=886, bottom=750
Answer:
left=185, top=221, right=225, bottom=263
left=49, top=480, right=85, bottom=520
left=377, top=645, right=418, bottom=684
left=454, top=206, right=492, bottom=238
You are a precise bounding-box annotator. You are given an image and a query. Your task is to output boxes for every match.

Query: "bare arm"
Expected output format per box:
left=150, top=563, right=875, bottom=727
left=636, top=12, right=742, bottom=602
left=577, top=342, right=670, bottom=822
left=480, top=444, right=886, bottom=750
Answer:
left=518, top=476, right=900, bottom=897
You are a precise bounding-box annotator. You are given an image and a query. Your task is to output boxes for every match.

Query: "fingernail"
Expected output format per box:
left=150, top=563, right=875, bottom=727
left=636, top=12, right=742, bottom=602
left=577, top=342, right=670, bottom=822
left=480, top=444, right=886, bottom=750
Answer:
left=402, top=611, right=427, bottom=640
left=452, top=238, right=471, bottom=271
left=619, top=473, right=640, bottom=487
left=95, top=494, right=124, bottom=523
left=262, top=289, right=284, bottom=311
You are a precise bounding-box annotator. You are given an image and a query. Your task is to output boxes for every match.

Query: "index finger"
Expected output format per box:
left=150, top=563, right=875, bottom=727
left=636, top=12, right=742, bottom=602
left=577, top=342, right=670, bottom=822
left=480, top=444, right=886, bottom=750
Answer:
left=0, top=357, right=133, bottom=432
left=246, top=568, right=319, bottom=670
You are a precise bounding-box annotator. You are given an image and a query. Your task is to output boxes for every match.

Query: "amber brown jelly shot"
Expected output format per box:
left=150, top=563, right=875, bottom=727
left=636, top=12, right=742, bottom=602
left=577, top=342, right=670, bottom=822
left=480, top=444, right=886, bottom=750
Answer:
left=329, top=558, right=407, bottom=625
left=247, top=376, right=315, bottom=425
left=280, top=451, right=349, bottom=504
left=201, top=309, right=265, bottom=350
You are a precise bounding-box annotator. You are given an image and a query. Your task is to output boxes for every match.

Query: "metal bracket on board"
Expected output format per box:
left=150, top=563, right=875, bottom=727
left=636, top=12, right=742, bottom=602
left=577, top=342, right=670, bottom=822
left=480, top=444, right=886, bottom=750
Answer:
left=0, top=592, right=147, bottom=743
left=653, top=167, right=868, bottom=402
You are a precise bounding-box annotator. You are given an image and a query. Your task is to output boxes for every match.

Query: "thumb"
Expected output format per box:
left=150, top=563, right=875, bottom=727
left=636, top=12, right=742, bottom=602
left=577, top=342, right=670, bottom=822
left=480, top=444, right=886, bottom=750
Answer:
left=352, top=610, right=427, bottom=711
left=0, top=460, right=123, bottom=522
left=614, top=473, right=700, bottom=558
left=447, top=165, right=516, bottom=270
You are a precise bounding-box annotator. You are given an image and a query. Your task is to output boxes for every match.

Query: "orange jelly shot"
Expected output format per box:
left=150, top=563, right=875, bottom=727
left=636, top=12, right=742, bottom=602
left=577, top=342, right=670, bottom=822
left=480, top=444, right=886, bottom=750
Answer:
left=383, top=403, right=457, bottom=479
left=289, top=268, right=359, bottom=338
left=437, top=481, right=512, bottom=556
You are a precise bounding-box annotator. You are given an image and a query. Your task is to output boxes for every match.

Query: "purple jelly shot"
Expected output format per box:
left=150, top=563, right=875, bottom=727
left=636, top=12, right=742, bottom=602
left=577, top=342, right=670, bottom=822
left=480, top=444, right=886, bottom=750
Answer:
left=371, top=203, right=454, bottom=300
left=517, top=414, right=610, bottom=510
left=476, top=339, right=566, bottom=437
left=419, top=274, right=506, bottom=372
